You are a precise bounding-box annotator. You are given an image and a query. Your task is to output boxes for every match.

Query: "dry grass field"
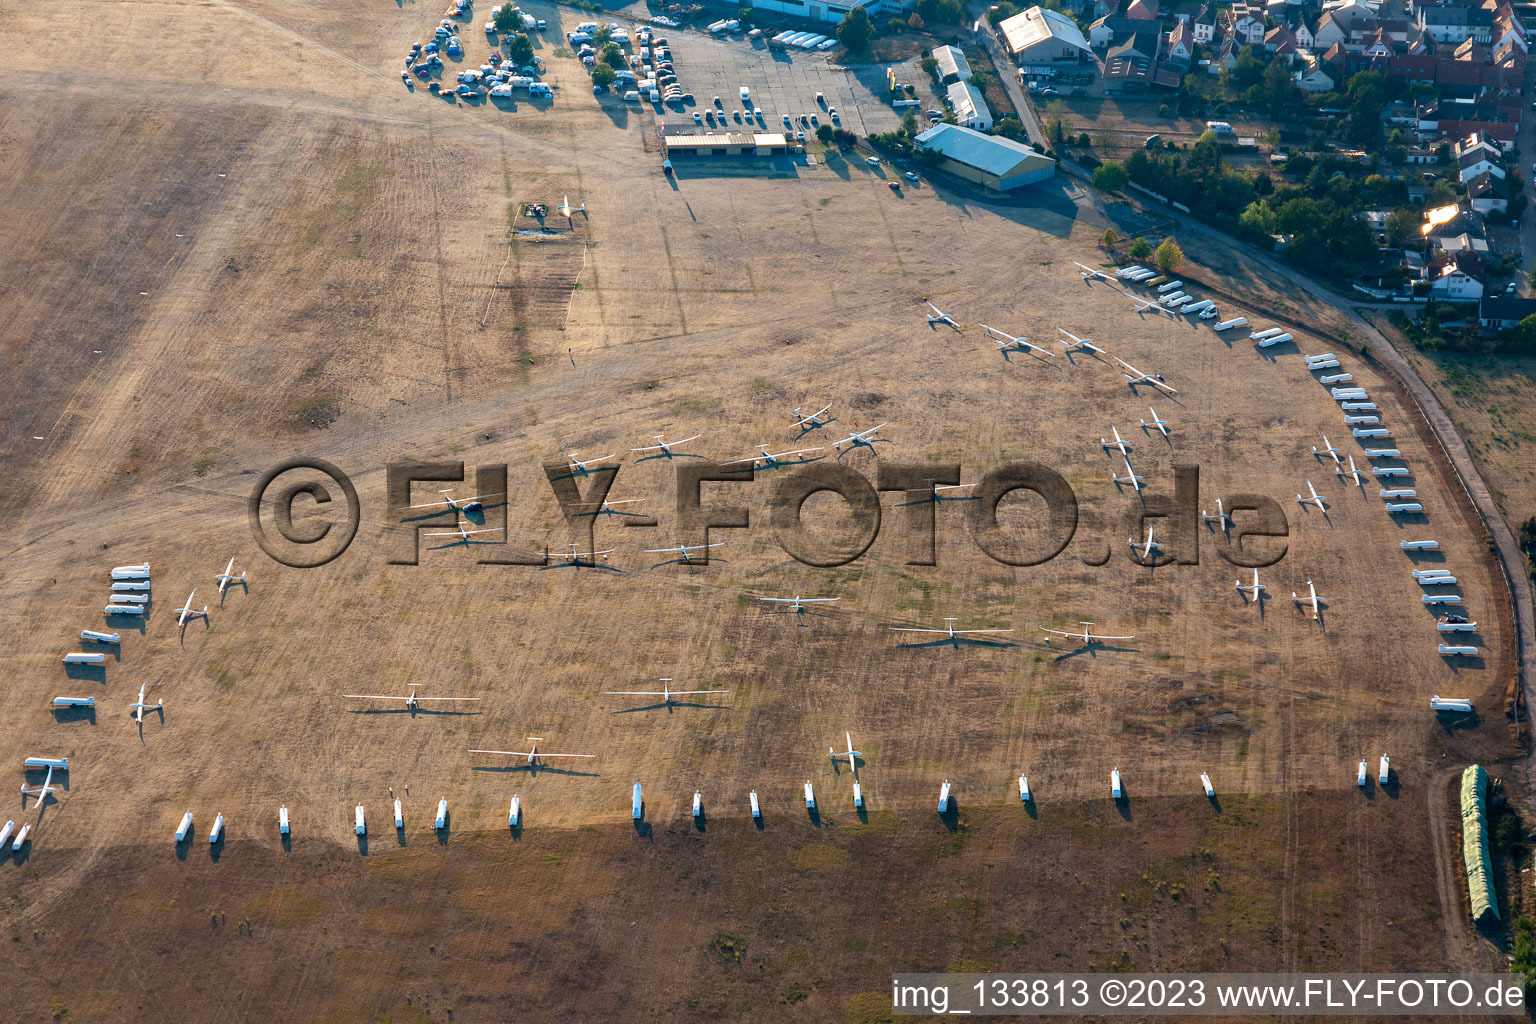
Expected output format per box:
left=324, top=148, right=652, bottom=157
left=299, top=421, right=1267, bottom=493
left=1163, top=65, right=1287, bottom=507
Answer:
left=0, top=0, right=1525, bottom=1019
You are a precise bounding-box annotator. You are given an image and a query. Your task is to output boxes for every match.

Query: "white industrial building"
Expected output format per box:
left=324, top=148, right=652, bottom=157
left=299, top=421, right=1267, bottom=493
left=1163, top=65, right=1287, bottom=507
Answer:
left=913, top=123, right=1056, bottom=190
left=997, top=6, right=1093, bottom=64
left=932, top=44, right=972, bottom=82
left=945, top=81, right=992, bottom=131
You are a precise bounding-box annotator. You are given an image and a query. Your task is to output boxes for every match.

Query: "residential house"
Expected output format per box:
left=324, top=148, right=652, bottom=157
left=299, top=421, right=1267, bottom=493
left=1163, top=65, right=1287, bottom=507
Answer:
left=1360, top=26, right=1394, bottom=57
left=1166, top=18, right=1196, bottom=62
left=1228, top=5, right=1266, bottom=45
left=1191, top=3, right=1217, bottom=43
left=1466, top=170, right=1509, bottom=213
left=1422, top=251, right=1485, bottom=300
left=1265, top=26, right=1299, bottom=53
left=1295, top=58, right=1337, bottom=91
left=1416, top=4, right=1492, bottom=45
left=1479, top=294, right=1536, bottom=329
left=1423, top=206, right=1490, bottom=254
left=1103, top=32, right=1182, bottom=89
left=1125, top=0, right=1159, bottom=20
left=1312, top=11, right=1348, bottom=49
left=1294, top=20, right=1315, bottom=47
left=1451, top=37, right=1487, bottom=62
left=1087, top=15, right=1144, bottom=47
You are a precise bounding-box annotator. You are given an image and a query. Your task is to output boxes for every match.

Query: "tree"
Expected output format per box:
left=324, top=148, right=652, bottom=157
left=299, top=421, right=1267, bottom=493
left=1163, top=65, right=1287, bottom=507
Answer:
left=508, top=33, right=535, bottom=66
left=987, top=1, right=1019, bottom=24
left=1518, top=315, right=1536, bottom=350
left=1044, top=99, right=1071, bottom=145
left=601, top=42, right=626, bottom=68
left=971, top=69, right=991, bottom=94
left=1093, top=160, right=1129, bottom=192
left=591, top=62, right=617, bottom=88
left=1129, top=237, right=1152, bottom=260
left=920, top=56, right=939, bottom=80
left=1154, top=237, right=1185, bottom=274
left=1101, top=228, right=1118, bottom=249
left=493, top=5, right=520, bottom=32
left=1342, top=70, right=1386, bottom=148
left=836, top=6, right=874, bottom=51
left=815, top=123, right=834, bottom=144
left=907, top=12, right=924, bottom=29
left=916, top=0, right=964, bottom=24
left=1385, top=208, right=1418, bottom=249
left=1239, top=199, right=1277, bottom=237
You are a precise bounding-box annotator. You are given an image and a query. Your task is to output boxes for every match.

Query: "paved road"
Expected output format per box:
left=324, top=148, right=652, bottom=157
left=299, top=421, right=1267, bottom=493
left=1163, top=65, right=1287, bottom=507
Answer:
left=1519, top=60, right=1534, bottom=296
left=1065, top=168, right=1534, bottom=743
left=974, top=14, right=1044, bottom=148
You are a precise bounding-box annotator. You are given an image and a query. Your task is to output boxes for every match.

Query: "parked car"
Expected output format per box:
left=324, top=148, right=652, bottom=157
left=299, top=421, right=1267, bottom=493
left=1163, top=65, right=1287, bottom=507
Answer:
left=693, top=111, right=702, bottom=124
left=865, top=156, right=880, bottom=166
left=905, top=171, right=919, bottom=183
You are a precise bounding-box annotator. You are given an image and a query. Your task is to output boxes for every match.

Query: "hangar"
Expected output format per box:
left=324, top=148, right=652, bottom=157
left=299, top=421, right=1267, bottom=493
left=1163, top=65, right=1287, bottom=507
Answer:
left=913, top=123, right=1056, bottom=190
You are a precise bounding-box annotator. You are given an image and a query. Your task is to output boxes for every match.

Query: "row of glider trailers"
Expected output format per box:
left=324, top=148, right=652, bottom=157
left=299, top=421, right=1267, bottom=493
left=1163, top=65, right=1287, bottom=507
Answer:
left=1115, top=262, right=1483, bottom=669
left=770, top=30, right=837, bottom=50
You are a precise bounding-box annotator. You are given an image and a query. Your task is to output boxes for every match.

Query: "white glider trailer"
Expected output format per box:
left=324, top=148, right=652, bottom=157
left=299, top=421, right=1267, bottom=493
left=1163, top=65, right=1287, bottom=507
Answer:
left=393, top=800, right=404, bottom=829
left=1431, top=696, right=1474, bottom=712
left=434, top=799, right=448, bottom=830
left=0, top=821, right=12, bottom=848
left=1110, top=768, right=1123, bottom=800
left=80, top=630, right=120, bottom=644
left=62, top=652, right=106, bottom=665
left=853, top=781, right=864, bottom=809
left=1212, top=317, right=1247, bottom=331
left=12, top=824, right=31, bottom=850
left=1257, top=333, right=1293, bottom=348
left=51, top=697, right=95, bottom=709
left=355, top=805, right=366, bottom=836
left=1250, top=327, right=1284, bottom=341
left=1423, top=594, right=1462, bottom=604
left=749, top=790, right=761, bottom=819
left=1439, top=644, right=1478, bottom=656
left=937, top=780, right=952, bottom=814
left=104, top=605, right=145, bottom=616
left=1018, top=775, right=1031, bottom=804
left=509, top=795, right=521, bottom=827
left=209, top=813, right=225, bottom=844
left=1201, top=773, right=1215, bottom=798
left=1378, top=755, right=1391, bottom=784
left=632, top=783, right=643, bottom=820
left=1402, top=540, right=1439, bottom=550
left=279, top=806, right=290, bottom=835
left=1356, top=760, right=1368, bottom=787
left=175, top=810, right=194, bottom=842
left=804, top=780, right=816, bottom=810
left=692, top=791, right=702, bottom=818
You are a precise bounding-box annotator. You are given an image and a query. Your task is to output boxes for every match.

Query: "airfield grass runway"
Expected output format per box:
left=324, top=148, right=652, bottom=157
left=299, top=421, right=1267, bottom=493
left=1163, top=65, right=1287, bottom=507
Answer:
left=0, top=0, right=1523, bottom=1018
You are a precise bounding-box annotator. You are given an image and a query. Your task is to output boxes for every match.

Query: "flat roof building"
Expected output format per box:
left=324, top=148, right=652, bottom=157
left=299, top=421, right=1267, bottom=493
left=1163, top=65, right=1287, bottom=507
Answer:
left=661, top=128, right=791, bottom=158
left=914, top=123, right=1055, bottom=190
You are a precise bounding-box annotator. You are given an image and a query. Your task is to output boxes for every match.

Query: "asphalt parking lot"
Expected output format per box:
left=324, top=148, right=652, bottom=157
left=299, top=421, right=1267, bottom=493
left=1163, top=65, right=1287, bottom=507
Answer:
left=659, top=32, right=910, bottom=139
